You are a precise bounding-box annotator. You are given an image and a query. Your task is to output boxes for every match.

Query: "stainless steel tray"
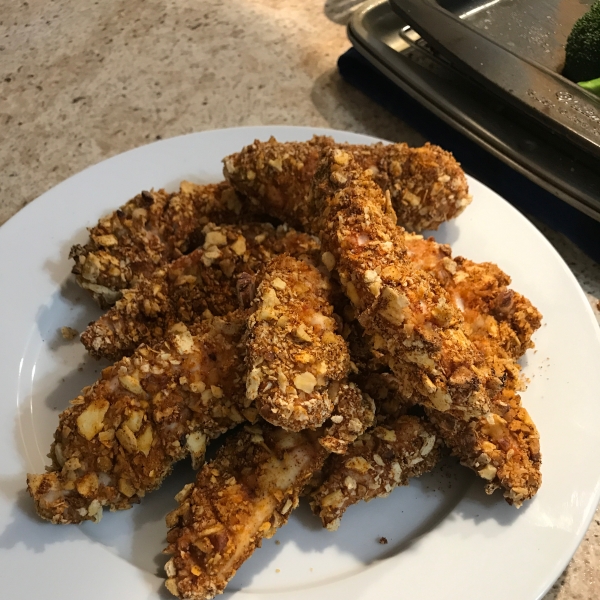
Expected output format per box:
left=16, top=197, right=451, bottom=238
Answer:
left=348, top=0, right=600, bottom=221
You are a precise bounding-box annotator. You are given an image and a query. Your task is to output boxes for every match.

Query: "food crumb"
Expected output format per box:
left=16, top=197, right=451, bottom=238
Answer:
left=310, top=568, right=313, bottom=572
left=60, top=326, right=78, bottom=340
left=275, top=540, right=280, bottom=545
left=275, top=569, right=280, bottom=573
left=378, top=537, right=388, bottom=544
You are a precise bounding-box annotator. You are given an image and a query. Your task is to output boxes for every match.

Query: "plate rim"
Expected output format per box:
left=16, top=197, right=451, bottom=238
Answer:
left=1, top=125, right=600, bottom=600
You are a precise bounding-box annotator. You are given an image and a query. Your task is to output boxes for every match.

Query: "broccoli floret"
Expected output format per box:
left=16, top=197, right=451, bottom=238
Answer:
left=579, top=76, right=600, bottom=96
left=563, top=1, right=600, bottom=83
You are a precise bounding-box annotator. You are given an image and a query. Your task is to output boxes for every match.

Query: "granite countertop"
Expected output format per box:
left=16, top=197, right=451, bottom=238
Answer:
left=1, top=0, right=599, bottom=597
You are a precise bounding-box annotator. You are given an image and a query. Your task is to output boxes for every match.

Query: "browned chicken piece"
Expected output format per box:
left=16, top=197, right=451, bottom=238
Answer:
left=311, top=414, right=442, bottom=530
left=164, top=422, right=328, bottom=600
left=355, top=371, right=418, bottom=421
left=404, top=234, right=542, bottom=506
left=81, top=223, right=320, bottom=361
left=223, top=136, right=471, bottom=232
left=319, top=381, right=376, bottom=454
left=310, top=147, right=491, bottom=422
left=27, top=313, right=251, bottom=524
left=405, top=233, right=542, bottom=362
left=309, top=150, right=541, bottom=505
left=245, top=255, right=351, bottom=431
left=70, top=181, right=249, bottom=308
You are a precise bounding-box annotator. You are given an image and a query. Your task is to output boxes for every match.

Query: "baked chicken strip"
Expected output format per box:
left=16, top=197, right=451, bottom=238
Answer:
left=82, top=223, right=320, bottom=361
left=163, top=422, right=329, bottom=600
left=310, top=147, right=491, bottom=421
left=404, top=234, right=542, bottom=505
left=70, top=181, right=247, bottom=307
left=405, top=233, right=542, bottom=362
left=223, top=136, right=471, bottom=232
left=245, top=254, right=350, bottom=431
left=27, top=313, right=250, bottom=524
left=311, top=414, right=442, bottom=530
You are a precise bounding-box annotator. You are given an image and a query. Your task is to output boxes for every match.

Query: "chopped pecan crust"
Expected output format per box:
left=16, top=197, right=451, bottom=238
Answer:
left=164, top=423, right=328, bottom=599
left=81, top=222, right=320, bottom=361
left=70, top=181, right=250, bottom=307
left=223, top=136, right=471, bottom=232
left=311, top=414, right=441, bottom=530
left=27, top=313, right=250, bottom=524
left=245, top=255, right=350, bottom=431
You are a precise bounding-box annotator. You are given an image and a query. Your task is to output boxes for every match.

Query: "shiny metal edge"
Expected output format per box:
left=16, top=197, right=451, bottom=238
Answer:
left=348, top=0, right=600, bottom=222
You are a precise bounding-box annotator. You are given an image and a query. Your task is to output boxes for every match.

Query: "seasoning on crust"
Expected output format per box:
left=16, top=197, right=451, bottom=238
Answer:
left=70, top=181, right=248, bottom=307
left=223, top=136, right=471, bottom=232
left=27, top=313, right=250, bottom=524
left=81, top=223, right=320, bottom=361
left=164, top=422, right=328, bottom=599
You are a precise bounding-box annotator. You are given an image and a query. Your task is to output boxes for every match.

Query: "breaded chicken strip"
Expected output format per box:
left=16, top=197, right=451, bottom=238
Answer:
left=319, top=381, right=375, bottom=454
left=405, top=233, right=542, bottom=361
left=27, top=313, right=250, bottom=524
left=309, top=150, right=542, bottom=505
left=404, top=234, right=542, bottom=505
left=163, top=422, right=329, bottom=600
left=311, top=148, right=491, bottom=421
left=311, top=414, right=442, bottom=530
left=223, top=136, right=471, bottom=232
left=82, top=223, right=320, bottom=361
left=70, top=181, right=247, bottom=307
left=245, top=255, right=350, bottom=431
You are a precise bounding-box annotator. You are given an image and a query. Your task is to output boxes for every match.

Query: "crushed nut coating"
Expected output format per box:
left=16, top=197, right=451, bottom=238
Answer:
left=222, top=136, right=471, bottom=232
left=310, top=148, right=491, bottom=421
left=246, top=255, right=350, bottom=431
left=27, top=314, right=250, bottom=524
left=81, top=223, right=320, bottom=361
left=319, top=381, right=375, bottom=454
left=311, top=414, right=441, bottom=530
left=70, top=181, right=248, bottom=307
left=405, top=234, right=542, bottom=505
left=164, top=422, right=328, bottom=599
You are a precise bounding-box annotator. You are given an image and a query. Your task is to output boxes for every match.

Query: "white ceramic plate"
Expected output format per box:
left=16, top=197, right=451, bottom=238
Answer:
left=1, top=126, right=600, bottom=600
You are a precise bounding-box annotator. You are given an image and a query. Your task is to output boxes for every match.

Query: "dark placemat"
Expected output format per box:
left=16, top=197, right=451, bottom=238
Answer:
left=338, top=47, right=600, bottom=264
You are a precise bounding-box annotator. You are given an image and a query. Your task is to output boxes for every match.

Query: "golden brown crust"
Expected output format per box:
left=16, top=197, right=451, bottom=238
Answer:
left=70, top=181, right=249, bottom=307
left=405, top=233, right=542, bottom=361
left=319, top=381, right=376, bottom=454
left=311, top=148, right=490, bottom=421
left=311, top=414, right=442, bottom=530
left=164, top=423, right=328, bottom=600
left=404, top=233, right=542, bottom=505
left=81, top=223, right=320, bottom=361
left=222, top=136, right=471, bottom=232
left=245, top=255, right=350, bottom=431
left=27, top=313, right=250, bottom=524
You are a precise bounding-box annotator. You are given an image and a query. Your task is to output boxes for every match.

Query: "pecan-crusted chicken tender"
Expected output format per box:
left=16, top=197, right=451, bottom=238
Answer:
left=82, top=223, right=320, bottom=361
left=164, top=422, right=328, bottom=600
left=406, top=234, right=542, bottom=360
left=405, top=234, right=542, bottom=505
left=319, top=381, right=375, bottom=454
left=311, top=415, right=441, bottom=530
left=310, top=148, right=491, bottom=421
left=27, top=313, right=251, bottom=524
left=70, top=181, right=246, bottom=307
left=246, top=255, right=350, bottom=431
left=223, top=136, right=471, bottom=232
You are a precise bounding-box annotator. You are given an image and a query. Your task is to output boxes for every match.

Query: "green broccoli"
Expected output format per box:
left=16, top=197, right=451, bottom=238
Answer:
left=563, top=1, right=600, bottom=91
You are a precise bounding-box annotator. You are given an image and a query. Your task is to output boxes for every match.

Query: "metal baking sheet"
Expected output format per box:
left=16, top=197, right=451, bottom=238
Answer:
left=348, top=0, right=600, bottom=221
left=440, top=0, right=590, bottom=73
left=389, top=0, right=600, bottom=160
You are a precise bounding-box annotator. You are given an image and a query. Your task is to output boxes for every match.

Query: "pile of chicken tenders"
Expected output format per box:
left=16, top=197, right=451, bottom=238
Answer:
left=26, top=136, right=542, bottom=600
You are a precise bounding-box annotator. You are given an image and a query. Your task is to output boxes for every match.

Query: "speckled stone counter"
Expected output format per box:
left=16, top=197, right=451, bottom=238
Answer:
left=1, top=1, right=599, bottom=597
